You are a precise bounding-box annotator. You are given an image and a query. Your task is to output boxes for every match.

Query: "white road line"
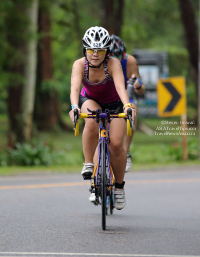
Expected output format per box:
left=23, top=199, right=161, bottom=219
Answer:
left=0, top=253, right=199, bottom=257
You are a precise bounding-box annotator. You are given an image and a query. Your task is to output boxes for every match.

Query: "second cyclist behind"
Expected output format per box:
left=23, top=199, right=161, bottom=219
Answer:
left=109, top=35, right=145, bottom=173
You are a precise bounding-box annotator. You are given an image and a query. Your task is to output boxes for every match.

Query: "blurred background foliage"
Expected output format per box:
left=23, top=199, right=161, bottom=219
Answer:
left=0, top=0, right=198, bottom=113
left=0, top=0, right=199, bottom=169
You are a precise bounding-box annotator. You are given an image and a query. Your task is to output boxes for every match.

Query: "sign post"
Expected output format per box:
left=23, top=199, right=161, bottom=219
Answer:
left=157, top=77, right=188, bottom=160
left=181, top=113, right=188, bottom=160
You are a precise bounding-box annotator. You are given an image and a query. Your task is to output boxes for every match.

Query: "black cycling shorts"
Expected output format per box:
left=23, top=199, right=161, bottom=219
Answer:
left=79, top=94, right=123, bottom=113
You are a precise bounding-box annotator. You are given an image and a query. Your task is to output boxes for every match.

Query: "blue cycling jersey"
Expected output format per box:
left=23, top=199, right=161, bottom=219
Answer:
left=121, top=54, right=129, bottom=86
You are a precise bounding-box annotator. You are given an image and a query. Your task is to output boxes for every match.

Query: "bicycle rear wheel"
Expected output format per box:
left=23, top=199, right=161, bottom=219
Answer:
left=101, top=140, right=107, bottom=230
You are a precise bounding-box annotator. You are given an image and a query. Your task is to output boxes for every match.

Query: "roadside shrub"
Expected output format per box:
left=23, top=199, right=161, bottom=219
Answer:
left=0, top=100, right=7, bottom=114
left=8, top=143, right=53, bottom=166
left=0, top=141, right=84, bottom=167
left=188, top=138, right=198, bottom=160
left=0, top=151, right=8, bottom=166
left=130, top=143, right=171, bottom=163
left=168, top=138, right=198, bottom=161
left=51, top=150, right=83, bottom=166
left=168, top=144, right=182, bottom=161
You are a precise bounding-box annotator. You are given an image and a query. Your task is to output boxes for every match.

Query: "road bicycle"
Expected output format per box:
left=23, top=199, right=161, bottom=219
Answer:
left=73, top=108, right=133, bottom=230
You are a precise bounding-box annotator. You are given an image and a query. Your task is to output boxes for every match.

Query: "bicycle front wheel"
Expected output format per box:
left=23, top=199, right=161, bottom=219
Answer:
left=101, top=140, right=107, bottom=230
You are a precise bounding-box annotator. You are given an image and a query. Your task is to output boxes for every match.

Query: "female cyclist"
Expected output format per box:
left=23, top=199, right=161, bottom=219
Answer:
left=69, top=26, right=136, bottom=210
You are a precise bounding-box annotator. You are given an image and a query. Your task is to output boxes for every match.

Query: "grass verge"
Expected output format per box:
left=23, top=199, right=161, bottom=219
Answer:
left=0, top=161, right=200, bottom=176
left=0, top=114, right=199, bottom=176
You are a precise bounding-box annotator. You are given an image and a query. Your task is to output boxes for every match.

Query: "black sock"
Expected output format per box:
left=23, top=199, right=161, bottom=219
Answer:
left=115, top=181, right=125, bottom=189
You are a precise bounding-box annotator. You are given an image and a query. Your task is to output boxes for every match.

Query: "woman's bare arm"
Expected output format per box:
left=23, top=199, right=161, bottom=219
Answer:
left=127, top=55, right=145, bottom=95
left=108, top=58, right=129, bottom=105
left=70, top=59, right=84, bottom=106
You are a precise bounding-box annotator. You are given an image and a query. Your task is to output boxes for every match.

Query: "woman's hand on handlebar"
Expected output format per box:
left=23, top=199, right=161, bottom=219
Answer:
left=124, top=106, right=136, bottom=121
left=69, top=107, right=80, bottom=123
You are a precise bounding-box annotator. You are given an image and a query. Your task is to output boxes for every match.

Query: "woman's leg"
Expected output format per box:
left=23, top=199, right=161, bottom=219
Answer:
left=124, top=115, right=136, bottom=172
left=109, top=118, right=126, bottom=184
left=81, top=100, right=101, bottom=163
left=124, top=132, right=134, bottom=172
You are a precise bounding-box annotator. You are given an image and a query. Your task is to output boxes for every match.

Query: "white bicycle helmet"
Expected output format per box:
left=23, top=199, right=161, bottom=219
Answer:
left=82, top=26, right=111, bottom=49
left=82, top=26, right=111, bottom=68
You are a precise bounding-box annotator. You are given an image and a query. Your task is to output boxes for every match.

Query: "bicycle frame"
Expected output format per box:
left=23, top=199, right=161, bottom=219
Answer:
left=79, top=110, right=126, bottom=188
left=73, top=108, right=133, bottom=230
left=96, top=118, right=111, bottom=187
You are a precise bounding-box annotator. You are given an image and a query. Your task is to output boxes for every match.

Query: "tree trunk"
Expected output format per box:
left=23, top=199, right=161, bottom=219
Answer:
left=72, top=0, right=82, bottom=58
left=18, top=0, right=39, bottom=143
left=100, top=0, right=125, bottom=35
left=178, top=0, right=198, bottom=97
left=114, top=0, right=124, bottom=36
left=7, top=84, right=23, bottom=147
left=5, top=1, right=26, bottom=147
left=35, top=4, right=70, bottom=131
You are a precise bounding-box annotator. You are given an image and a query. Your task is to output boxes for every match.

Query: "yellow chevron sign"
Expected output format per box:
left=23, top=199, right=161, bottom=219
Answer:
left=157, top=77, right=186, bottom=117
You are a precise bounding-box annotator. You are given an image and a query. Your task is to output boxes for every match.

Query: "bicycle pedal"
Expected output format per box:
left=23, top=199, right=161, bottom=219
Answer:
left=89, top=188, right=95, bottom=193
left=83, top=174, right=92, bottom=180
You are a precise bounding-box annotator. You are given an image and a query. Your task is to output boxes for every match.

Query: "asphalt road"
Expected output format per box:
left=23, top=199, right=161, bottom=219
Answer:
left=0, top=166, right=200, bottom=257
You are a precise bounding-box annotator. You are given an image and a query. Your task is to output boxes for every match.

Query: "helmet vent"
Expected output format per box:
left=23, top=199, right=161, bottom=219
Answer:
left=82, top=39, right=90, bottom=47
left=86, top=37, right=91, bottom=44
left=95, top=32, right=100, bottom=41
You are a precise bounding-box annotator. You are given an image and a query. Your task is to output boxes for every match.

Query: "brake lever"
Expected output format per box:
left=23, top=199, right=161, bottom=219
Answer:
left=127, top=108, right=134, bottom=130
left=87, top=108, right=92, bottom=113
left=73, top=108, right=78, bottom=128
left=87, top=108, right=100, bottom=115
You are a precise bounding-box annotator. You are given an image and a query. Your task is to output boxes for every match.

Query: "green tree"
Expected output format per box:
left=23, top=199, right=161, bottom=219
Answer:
left=4, top=0, right=29, bottom=147
left=19, top=0, right=39, bottom=142
left=34, top=0, right=70, bottom=131
left=100, top=0, right=125, bottom=35
left=178, top=0, right=198, bottom=101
